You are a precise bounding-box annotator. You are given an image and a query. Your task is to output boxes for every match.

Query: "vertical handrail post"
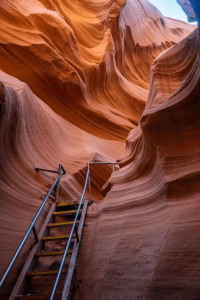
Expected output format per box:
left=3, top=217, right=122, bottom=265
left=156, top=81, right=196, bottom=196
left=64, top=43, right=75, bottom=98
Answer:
left=88, top=163, right=91, bottom=200
left=112, top=163, right=115, bottom=173
left=55, top=164, right=62, bottom=203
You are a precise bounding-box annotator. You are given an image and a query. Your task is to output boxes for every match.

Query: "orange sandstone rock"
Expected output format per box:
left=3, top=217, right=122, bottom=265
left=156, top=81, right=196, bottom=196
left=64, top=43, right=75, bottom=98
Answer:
left=0, top=0, right=197, bottom=299
left=76, top=27, right=200, bottom=300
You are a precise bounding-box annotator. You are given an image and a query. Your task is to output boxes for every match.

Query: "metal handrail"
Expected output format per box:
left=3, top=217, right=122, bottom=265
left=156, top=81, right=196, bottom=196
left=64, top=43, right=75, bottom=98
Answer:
left=88, top=162, right=119, bottom=164
left=87, top=161, right=119, bottom=199
left=35, top=165, right=67, bottom=175
left=0, top=166, right=64, bottom=289
left=0, top=161, right=117, bottom=297
left=50, top=167, right=90, bottom=300
left=50, top=162, right=119, bottom=299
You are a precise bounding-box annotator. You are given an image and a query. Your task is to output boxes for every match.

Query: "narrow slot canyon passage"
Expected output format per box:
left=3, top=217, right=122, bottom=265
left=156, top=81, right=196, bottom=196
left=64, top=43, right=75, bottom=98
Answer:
left=0, top=0, right=200, bottom=299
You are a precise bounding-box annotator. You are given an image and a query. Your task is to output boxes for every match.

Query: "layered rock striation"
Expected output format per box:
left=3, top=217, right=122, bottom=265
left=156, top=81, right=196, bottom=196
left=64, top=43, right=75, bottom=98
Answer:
left=76, top=13, right=200, bottom=300
left=0, top=0, right=198, bottom=299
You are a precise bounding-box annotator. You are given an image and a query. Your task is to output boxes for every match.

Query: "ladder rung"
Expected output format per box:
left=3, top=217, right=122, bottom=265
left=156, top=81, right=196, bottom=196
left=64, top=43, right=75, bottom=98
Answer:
left=34, top=250, right=72, bottom=257
left=47, top=221, right=80, bottom=227
left=52, top=209, right=82, bottom=215
left=26, top=269, right=67, bottom=276
left=57, top=201, right=81, bottom=207
left=41, top=235, right=75, bottom=241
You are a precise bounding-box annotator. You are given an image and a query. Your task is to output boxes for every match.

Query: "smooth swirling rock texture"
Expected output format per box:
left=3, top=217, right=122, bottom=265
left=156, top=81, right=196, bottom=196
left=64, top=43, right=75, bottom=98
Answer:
left=0, top=70, right=124, bottom=297
left=75, top=19, right=200, bottom=300
left=0, top=0, right=197, bottom=299
left=0, top=0, right=195, bottom=138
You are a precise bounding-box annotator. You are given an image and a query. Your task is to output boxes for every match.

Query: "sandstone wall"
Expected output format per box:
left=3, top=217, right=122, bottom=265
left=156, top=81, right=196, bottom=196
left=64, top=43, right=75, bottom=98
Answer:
left=0, top=0, right=197, bottom=299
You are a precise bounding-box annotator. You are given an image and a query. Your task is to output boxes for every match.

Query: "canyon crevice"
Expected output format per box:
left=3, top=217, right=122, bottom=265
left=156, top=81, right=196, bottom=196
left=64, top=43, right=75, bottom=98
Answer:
left=0, top=0, right=200, bottom=299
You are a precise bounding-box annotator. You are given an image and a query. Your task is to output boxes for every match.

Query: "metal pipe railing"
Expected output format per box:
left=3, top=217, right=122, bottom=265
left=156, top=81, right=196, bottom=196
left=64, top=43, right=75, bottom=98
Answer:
left=87, top=161, right=119, bottom=200
left=55, top=165, right=62, bottom=203
left=50, top=167, right=90, bottom=300
left=35, top=168, right=60, bottom=174
left=0, top=161, right=117, bottom=296
left=88, top=162, right=119, bottom=165
left=35, top=165, right=67, bottom=175
left=0, top=164, right=66, bottom=289
left=50, top=161, right=119, bottom=298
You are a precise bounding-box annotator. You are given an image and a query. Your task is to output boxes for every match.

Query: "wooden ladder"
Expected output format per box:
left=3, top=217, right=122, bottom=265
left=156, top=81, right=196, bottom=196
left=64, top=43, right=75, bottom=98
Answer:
left=9, top=200, right=88, bottom=300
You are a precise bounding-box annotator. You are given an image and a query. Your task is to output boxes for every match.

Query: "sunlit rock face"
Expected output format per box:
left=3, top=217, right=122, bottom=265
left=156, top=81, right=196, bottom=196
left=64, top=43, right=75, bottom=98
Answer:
left=0, top=0, right=197, bottom=298
left=76, top=10, right=200, bottom=300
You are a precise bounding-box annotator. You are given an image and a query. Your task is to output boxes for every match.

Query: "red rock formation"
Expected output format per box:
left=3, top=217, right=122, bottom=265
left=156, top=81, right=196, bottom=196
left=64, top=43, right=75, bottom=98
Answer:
left=0, top=0, right=197, bottom=299
left=76, top=20, right=200, bottom=300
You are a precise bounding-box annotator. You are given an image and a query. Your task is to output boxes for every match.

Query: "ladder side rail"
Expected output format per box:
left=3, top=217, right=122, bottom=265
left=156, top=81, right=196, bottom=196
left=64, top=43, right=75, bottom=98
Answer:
left=8, top=203, right=57, bottom=300
left=0, top=173, right=61, bottom=289
left=61, top=200, right=88, bottom=300
left=50, top=168, right=90, bottom=300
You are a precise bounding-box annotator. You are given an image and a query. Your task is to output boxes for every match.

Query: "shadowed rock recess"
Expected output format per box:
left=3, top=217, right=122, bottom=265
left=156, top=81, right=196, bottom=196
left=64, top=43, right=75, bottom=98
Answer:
left=0, top=0, right=199, bottom=299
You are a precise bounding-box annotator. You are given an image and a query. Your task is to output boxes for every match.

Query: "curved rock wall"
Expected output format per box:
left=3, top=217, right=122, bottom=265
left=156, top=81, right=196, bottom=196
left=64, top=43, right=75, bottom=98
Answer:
left=76, top=27, right=200, bottom=300
left=0, top=0, right=194, bottom=138
left=0, top=0, right=197, bottom=298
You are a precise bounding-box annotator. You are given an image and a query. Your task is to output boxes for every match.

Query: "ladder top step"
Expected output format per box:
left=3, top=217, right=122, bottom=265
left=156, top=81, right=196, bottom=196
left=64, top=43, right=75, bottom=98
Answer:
left=34, top=250, right=72, bottom=257
left=47, top=221, right=80, bottom=227
left=52, top=209, right=82, bottom=215
left=57, top=201, right=81, bottom=207
left=41, top=235, right=75, bottom=241
left=15, top=293, right=62, bottom=300
left=26, top=269, right=67, bottom=276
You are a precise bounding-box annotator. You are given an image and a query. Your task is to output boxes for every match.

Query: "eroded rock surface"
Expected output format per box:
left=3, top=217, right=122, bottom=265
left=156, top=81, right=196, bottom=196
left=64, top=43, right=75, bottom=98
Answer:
left=0, top=0, right=198, bottom=299
left=76, top=20, right=200, bottom=300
